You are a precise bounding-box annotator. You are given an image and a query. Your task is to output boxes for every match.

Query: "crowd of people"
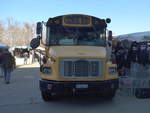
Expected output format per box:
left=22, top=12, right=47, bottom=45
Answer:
left=112, top=40, right=150, bottom=76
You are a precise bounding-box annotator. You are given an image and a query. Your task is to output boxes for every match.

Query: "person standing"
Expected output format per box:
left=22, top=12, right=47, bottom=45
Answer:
left=137, top=42, right=148, bottom=66
left=0, top=52, right=4, bottom=77
left=1, top=51, right=16, bottom=84
left=23, top=52, right=28, bottom=64
left=114, top=42, right=125, bottom=76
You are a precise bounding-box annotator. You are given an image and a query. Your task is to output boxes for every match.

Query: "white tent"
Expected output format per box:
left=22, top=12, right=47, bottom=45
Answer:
left=116, top=31, right=150, bottom=42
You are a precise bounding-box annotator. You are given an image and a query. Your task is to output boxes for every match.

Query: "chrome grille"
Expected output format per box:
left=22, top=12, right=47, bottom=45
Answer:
left=60, top=58, right=103, bottom=78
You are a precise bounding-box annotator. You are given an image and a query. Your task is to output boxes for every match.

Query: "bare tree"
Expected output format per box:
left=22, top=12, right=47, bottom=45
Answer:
left=0, top=21, right=5, bottom=43
left=0, top=17, right=35, bottom=46
left=22, top=22, right=35, bottom=46
left=3, top=18, right=20, bottom=46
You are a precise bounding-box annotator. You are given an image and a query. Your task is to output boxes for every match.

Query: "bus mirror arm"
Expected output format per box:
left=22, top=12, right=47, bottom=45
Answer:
left=37, top=35, right=41, bottom=40
left=36, top=34, right=46, bottom=46
left=108, top=31, right=112, bottom=41
left=37, top=35, right=46, bottom=46
left=108, top=42, right=111, bottom=47
left=36, top=22, right=42, bottom=35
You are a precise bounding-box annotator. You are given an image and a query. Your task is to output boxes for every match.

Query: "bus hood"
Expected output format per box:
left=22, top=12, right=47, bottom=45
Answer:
left=48, top=46, right=106, bottom=58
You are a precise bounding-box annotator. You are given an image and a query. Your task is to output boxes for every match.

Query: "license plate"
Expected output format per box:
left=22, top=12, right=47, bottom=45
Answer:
left=76, top=84, right=88, bottom=89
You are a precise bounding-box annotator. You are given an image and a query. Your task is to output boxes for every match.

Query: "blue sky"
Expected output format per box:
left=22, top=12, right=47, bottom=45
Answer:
left=1, top=0, right=150, bottom=35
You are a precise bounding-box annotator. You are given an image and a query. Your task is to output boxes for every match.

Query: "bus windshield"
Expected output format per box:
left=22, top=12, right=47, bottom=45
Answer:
left=47, top=27, right=106, bottom=46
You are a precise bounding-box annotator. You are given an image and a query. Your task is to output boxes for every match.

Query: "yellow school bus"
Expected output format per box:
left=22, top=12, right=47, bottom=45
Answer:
left=30, top=14, right=118, bottom=101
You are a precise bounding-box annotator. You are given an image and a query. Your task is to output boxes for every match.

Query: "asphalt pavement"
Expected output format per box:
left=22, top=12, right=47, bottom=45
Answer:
left=0, top=62, right=150, bottom=113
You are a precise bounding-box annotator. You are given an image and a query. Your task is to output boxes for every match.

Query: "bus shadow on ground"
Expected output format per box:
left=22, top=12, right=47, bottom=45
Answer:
left=43, top=93, right=117, bottom=106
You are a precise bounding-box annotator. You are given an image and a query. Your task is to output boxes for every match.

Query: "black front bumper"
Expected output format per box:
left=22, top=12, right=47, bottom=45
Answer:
left=40, top=79, right=119, bottom=95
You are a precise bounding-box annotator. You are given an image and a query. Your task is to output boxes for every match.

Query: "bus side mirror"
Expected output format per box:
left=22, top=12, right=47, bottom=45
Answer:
left=106, top=18, right=111, bottom=23
left=36, top=22, right=42, bottom=35
left=108, top=31, right=112, bottom=41
left=30, top=37, right=40, bottom=49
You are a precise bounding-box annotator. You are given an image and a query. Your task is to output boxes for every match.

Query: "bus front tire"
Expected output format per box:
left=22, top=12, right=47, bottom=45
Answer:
left=41, top=91, right=53, bottom=101
left=103, top=89, right=116, bottom=100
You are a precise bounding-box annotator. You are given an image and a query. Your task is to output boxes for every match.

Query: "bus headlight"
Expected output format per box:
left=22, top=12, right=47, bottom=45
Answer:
left=42, top=67, right=52, bottom=74
left=109, top=67, right=117, bottom=75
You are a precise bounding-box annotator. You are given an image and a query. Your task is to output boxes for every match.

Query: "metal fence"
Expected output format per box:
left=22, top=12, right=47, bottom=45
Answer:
left=119, top=63, right=150, bottom=96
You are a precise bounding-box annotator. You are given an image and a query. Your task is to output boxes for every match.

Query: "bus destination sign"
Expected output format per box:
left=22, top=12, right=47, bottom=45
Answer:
left=63, top=15, right=92, bottom=27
